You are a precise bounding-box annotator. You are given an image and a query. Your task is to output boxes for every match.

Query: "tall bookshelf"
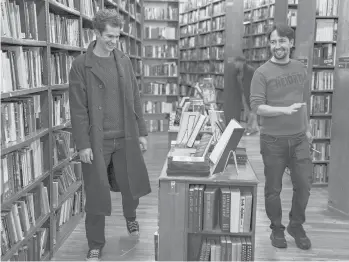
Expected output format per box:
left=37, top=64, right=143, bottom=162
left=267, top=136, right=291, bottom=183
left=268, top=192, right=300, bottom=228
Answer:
left=243, top=0, right=275, bottom=69
left=328, top=0, right=349, bottom=216
left=0, top=0, right=142, bottom=260
left=294, top=0, right=339, bottom=186
left=178, top=0, right=245, bottom=120
left=142, top=0, right=180, bottom=133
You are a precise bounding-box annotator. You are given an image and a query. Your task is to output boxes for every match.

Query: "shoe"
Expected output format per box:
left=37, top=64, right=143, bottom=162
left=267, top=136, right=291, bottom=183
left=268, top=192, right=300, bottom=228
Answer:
left=86, top=249, right=102, bottom=261
left=287, top=225, right=312, bottom=250
left=270, top=229, right=287, bottom=248
left=126, top=219, right=140, bottom=237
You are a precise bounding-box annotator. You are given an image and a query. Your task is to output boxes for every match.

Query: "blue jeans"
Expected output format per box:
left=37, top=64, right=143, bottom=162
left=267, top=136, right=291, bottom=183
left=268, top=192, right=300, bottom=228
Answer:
left=85, top=138, right=139, bottom=249
left=260, top=132, right=312, bottom=231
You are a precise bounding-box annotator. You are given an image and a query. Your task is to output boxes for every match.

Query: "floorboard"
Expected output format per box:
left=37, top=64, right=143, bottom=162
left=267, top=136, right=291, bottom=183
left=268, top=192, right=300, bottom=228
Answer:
left=52, top=132, right=349, bottom=261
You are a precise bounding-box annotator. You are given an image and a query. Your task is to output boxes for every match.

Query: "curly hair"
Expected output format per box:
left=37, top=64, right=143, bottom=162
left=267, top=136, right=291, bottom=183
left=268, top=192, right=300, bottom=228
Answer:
left=92, top=9, right=123, bottom=33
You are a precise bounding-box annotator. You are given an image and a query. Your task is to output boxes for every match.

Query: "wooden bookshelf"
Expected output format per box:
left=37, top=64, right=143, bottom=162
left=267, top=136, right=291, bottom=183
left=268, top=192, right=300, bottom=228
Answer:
left=157, top=158, right=258, bottom=260
left=243, top=0, right=275, bottom=69
left=141, top=0, right=180, bottom=133
left=0, top=0, right=143, bottom=259
left=328, top=0, right=349, bottom=216
left=293, top=0, right=339, bottom=187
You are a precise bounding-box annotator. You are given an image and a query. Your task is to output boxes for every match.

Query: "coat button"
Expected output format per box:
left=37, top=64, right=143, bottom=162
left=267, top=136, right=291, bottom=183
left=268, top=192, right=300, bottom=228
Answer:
left=98, top=106, right=102, bottom=110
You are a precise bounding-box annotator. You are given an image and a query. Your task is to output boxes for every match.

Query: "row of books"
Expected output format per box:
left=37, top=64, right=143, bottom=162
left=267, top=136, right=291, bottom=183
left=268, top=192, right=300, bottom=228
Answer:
left=143, top=101, right=177, bottom=114
left=244, top=0, right=275, bottom=10
left=243, top=48, right=269, bottom=61
left=143, top=82, right=178, bottom=95
left=49, top=13, right=80, bottom=47
left=288, top=0, right=299, bottom=4
left=52, top=0, right=78, bottom=10
left=144, top=26, right=177, bottom=40
left=311, top=70, right=334, bottom=91
left=313, top=164, right=329, bottom=183
left=315, top=19, right=337, bottom=42
left=246, top=5, right=273, bottom=21
left=180, top=32, right=225, bottom=49
left=82, top=28, right=96, bottom=49
left=52, top=92, right=70, bottom=128
left=309, top=94, right=332, bottom=115
left=316, top=0, right=338, bottom=16
left=143, top=44, right=178, bottom=59
left=1, top=96, right=42, bottom=146
left=310, top=119, right=331, bottom=138
left=180, top=74, right=224, bottom=90
left=287, top=8, right=297, bottom=27
left=180, top=62, right=224, bottom=74
left=1, top=140, right=44, bottom=203
left=1, top=0, right=38, bottom=40
left=244, top=35, right=268, bottom=48
left=52, top=162, right=82, bottom=209
left=145, top=119, right=167, bottom=133
left=179, top=0, right=212, bottom=13
left=2, top=227, right=49, bottom=261
left=144, top=6, right=178, bottom=20
left=312, top=142, right=330, bottom=161
left=313, top=43, right=336, bottom=66
left=244, top=20, right=273, bottom=35
left=1, top=182, right=50, bottom=252
left=188, top=185, right=253, bottom=233
left=181, top=46, right=224, bottom=60
left=52, top=130, right=76, bottom=167
left=81, top=0, right=100, bottom=18
left=143, top=62, right=178, bottom=77
left=51, top=52, right=75, bottom=85
left=195, top=236, right=252, bottom=261
left=1, top=46, right=44, bottom=93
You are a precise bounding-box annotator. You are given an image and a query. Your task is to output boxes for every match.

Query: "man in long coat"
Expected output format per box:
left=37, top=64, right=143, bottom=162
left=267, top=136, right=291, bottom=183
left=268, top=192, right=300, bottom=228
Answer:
left=68, top=9, right=151, bottom=261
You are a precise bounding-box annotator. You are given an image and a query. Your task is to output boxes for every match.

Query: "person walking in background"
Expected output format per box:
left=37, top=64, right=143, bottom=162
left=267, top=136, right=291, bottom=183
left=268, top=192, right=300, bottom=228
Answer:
left=234, top=56, right=259, bottom=135
left=69, top=9, right=151, bottom=261
left=250, top=23, right=313, bottom=251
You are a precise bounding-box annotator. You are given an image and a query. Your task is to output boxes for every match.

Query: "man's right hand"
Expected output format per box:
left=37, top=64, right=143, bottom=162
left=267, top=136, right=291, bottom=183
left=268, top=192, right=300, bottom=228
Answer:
left=79, top=148, right=93, bottom=164
left=283, top=103, right=306, bottom=115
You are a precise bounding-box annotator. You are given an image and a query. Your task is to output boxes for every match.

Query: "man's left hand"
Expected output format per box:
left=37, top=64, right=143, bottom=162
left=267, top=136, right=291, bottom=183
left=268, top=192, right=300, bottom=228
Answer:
left=306, top=131, right=313, bottom=144
left=139, top=136, right=148, bottom=152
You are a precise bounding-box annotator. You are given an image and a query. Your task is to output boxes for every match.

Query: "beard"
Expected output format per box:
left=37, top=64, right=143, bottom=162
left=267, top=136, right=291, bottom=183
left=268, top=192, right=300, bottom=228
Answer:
left=272, top=47, right=289, bottom=60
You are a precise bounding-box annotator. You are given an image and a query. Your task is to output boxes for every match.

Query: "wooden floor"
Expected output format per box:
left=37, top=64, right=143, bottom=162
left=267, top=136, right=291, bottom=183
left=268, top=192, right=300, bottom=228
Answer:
left=52, top=133, right=349, bottom=261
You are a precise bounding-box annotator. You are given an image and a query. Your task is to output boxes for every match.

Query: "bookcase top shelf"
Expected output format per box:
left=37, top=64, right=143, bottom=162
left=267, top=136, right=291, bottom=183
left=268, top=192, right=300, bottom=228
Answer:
left=159, top=158, right=259, bottom=186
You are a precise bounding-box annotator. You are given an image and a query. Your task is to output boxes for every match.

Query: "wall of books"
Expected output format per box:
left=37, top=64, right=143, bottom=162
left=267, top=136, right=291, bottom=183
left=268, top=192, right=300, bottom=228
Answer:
left=0, top=0, right=143, bottom=260
left=142, top=0, right=180, bottom=133
left=243, top=0, right=275, bottom=68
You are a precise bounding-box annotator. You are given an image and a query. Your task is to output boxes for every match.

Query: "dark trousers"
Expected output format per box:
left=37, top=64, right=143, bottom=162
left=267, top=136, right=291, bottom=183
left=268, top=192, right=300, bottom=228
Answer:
left=85, top=138, right=139, bottom=249
left=260, top=132, right=312, bottom=231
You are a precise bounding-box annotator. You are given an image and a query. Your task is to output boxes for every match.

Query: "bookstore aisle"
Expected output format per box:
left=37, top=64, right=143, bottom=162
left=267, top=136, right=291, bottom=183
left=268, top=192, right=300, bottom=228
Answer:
left=52, top=133, right=349, bottom=261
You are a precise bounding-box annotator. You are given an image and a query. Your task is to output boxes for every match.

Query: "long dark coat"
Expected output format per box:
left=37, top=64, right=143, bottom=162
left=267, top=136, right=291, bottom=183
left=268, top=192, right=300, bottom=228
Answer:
left=68, top=41, right=151, bottom=215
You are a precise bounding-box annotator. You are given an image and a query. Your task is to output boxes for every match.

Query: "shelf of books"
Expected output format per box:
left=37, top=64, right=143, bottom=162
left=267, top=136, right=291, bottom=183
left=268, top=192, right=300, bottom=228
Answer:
left=142, top=0, right=180, bottom=132
left=179, top=0, right=227, bottom=107
left=0, top=0, right=142, bottom=259
left=155, top=100, right=258, bottom=261
left=287, top=0, right=298, bottom=58
left=243, top=0, right=275, bottom=68
left=293, top=0, right=338, bottom=187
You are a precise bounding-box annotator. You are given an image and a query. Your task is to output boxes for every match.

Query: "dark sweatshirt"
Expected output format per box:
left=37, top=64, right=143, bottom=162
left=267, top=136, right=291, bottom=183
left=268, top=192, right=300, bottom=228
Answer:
left=250, top=59, right=307, bottom=136
left=91, top=52, right=124, bottom=139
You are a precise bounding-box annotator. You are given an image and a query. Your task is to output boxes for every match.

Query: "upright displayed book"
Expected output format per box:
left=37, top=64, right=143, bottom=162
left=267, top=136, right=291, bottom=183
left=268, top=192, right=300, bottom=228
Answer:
left=178, top=0, right=245, bottom=112
left=142, top=0, right=180, bottom=132
left=0, top=0, right=142, bottom=260
left=294, top=0, right=339, bottom=186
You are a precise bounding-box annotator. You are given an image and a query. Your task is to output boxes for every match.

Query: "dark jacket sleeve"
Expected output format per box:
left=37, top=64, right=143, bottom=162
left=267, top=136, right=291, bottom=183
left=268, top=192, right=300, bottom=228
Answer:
left=250, top=70, right=267, bottom=113
left=128, top=58, right=148, bottom=137
left=69, top=61, right=91, bottom=150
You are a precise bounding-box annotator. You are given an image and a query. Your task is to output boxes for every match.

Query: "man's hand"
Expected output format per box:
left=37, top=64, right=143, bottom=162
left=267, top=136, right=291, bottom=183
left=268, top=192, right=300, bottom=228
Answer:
left=306, top=131, right=313, bottom=144
left=283, top=103, right=306, bottom=115
left=79, top=148, right=93, bottom=164
left=139, top=136, right=147, bottom=152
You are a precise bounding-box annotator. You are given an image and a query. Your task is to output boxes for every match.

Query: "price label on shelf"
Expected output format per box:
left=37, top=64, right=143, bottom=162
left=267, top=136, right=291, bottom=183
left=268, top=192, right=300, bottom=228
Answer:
left=338, top=57, right=349, bottom=69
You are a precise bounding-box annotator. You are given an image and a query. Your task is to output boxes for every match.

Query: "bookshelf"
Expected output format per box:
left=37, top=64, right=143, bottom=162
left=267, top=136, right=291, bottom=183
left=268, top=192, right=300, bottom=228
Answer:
left=328, top=0, right=349, bottom=216
left=293, top=0, right=339, bottom=187
left=243, top=0, right=275, bottom=69
left=179, top=0, right=245, bottom=123
left=157, top=158, right=258, bottom=261
left=0, top=0, right=142, bottom=260
left=142, top=0, right=180, bottom=133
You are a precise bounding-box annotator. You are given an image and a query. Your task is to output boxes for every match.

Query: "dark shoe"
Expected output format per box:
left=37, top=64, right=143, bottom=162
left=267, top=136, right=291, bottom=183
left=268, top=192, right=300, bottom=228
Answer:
left=86, top=249, right=102, bottom=261
left=270, top=229, right=287, bottom=248
left=126, top=219, right=140, bottom=237
left=287, top=225, right=312, bottom=250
